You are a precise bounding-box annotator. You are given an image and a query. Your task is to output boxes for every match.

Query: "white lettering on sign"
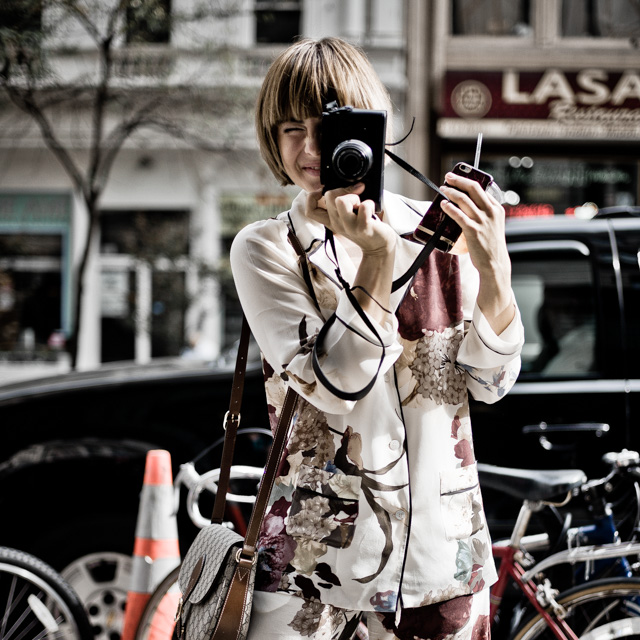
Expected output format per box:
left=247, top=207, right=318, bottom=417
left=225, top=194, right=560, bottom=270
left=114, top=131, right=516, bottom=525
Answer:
left=503, top=69, right=640, bottom=106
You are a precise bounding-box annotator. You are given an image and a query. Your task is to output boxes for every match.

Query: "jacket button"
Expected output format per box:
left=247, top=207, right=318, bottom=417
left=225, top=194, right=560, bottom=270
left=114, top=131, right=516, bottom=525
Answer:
left=389, top=440, right=400, bottom=451
left=394, top=509, right=405, bottom=521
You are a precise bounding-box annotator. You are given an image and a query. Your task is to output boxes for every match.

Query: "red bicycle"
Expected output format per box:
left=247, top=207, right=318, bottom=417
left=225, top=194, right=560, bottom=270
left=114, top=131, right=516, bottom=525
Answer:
left=481, top=462, right=640, bottom=640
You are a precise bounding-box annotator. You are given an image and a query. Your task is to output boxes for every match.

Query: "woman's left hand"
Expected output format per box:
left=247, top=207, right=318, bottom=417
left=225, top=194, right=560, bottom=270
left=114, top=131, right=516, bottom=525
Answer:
left=440, top=173, right=515, bottom=334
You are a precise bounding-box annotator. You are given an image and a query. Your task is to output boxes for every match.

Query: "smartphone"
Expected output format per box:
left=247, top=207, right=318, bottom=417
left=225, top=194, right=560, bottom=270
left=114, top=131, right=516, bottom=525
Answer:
left=413, top=162, right=494, bottom=252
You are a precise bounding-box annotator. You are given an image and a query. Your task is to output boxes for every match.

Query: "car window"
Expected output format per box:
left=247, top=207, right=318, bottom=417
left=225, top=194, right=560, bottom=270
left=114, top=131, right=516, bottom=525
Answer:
left=509, top=242, right=597, bottom=378
left=611, top=223, right=640, bottom=374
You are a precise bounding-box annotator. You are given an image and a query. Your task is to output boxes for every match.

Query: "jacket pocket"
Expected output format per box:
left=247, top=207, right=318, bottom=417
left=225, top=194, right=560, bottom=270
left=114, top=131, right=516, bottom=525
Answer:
left=285, top=464, right=361, bottom=549
left=440, top=463, right=484, bottom=541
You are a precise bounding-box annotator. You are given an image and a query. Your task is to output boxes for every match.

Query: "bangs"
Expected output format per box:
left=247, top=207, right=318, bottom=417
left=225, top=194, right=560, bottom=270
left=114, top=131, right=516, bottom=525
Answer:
left=266, top=39, right=384, bottom=127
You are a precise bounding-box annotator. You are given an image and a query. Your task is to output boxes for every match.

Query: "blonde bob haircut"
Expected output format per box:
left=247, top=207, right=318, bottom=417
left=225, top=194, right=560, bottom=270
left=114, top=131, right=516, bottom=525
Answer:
left=256, top=37, right=394, bottom=187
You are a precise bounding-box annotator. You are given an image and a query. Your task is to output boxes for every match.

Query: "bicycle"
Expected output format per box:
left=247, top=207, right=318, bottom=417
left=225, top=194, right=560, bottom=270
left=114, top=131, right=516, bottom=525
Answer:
left=0, top=546, right=94, bottom=640
left=534, top=449, right=640, bottom=586
left=136, top=452, right=640, bottom=640
left=480, top=462, right=640, bottom=640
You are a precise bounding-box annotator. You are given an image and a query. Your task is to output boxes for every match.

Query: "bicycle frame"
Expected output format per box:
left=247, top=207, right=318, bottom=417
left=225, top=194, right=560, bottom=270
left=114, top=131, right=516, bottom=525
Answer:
left=490, top=491, right=640, bottom=640
left=491, top=543, right=581, bottom=640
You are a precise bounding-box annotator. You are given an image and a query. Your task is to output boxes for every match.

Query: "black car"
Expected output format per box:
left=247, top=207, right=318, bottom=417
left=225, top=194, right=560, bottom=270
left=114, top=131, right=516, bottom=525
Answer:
left=472, top=208, right=640, bottom=472
left=1, top=207, right=639, bottom=636
left=0, top=356, right=271, bottom=640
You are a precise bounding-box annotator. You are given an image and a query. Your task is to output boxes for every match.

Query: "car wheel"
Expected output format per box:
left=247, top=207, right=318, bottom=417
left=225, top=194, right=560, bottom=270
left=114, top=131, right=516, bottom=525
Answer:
left=27, top=513, right=137, bottom=640
left=61, top=551, right=132, bottom=640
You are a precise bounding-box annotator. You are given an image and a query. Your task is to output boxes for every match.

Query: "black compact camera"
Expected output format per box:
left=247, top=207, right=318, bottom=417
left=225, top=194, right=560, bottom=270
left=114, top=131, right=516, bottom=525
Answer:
left=320, top=103, right=387, bottom=212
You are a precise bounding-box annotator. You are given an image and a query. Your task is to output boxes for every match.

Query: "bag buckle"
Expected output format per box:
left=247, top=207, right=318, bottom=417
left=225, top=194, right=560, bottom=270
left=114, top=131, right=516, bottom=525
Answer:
left=235, top=547, right=257, bottom=566
left=223, top=411, right=241, bottom=431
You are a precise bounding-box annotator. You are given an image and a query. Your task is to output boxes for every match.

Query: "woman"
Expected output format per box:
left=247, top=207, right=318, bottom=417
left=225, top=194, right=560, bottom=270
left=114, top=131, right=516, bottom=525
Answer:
left=230, top=37, right=524, bottom=640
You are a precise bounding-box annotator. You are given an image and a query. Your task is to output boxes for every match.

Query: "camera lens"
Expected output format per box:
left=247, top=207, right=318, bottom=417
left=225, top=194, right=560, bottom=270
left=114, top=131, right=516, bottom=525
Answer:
left=332, top=140, right=373, bottom=182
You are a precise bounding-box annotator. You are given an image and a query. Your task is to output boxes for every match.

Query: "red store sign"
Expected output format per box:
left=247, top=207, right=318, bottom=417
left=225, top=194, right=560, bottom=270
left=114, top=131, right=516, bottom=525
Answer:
left=438, top=69, right=640, bottom=141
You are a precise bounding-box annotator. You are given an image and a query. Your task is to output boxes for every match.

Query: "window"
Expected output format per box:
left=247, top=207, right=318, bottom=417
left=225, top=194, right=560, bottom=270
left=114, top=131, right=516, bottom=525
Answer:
left=0, top=194, right=71, bottom=361
left=480, top=158, right=638, bottom=217
left=612, top=223, right=640, bottom=373
left=509, top=244, right=597, bottom=377
left=0, top=235, right=63, bottom=355
left=451, top=0, right=531, bottom=36
left=562, top=0, right=640, bottom=38
left=100, top=210, right=189, bottom=361
left=101, top=210, right=189, bottom=256
left=255, top=0, right=301, bottom=44
left=219, top=193, right=291, bottom=347
left=0, top=0, right=42, bottom=33
left=126, top=0, right=171, bottom=44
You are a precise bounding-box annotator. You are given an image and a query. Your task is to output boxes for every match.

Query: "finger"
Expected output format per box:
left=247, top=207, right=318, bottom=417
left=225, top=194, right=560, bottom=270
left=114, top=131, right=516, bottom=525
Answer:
left=444, top=173, right=490, bottom=210
left=307, top=189, right=326, bottom=211
left=334, top=192, right=365, bottom=217
left=305, top=190, right=332, bottom=226
left=441, top=186, right=482, bottom=222
left=324, top=182, right=365, bottom=207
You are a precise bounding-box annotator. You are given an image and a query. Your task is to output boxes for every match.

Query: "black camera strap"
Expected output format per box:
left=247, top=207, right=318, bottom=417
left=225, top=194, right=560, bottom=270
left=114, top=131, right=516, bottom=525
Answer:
left=305, top=149, right=454, bottom=401
left=384, top=148, right=452, bottom=293
left=304, top=228, right=388, bottom=401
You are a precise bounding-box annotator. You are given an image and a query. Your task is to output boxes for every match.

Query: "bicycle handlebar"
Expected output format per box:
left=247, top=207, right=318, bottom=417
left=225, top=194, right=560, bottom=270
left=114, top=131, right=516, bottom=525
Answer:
left=174, top=461, right=264, bottom=529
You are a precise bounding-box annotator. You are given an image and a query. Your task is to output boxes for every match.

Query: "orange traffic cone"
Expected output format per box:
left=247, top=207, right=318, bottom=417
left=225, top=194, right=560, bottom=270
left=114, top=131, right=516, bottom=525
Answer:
left=121, top=449, right=181, bottom=640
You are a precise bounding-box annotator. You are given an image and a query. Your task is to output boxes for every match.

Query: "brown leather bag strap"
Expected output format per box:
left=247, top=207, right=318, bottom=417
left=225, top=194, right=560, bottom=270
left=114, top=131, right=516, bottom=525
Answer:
left=211, top=316, right=299, bottom=528
left=210, top=388, right=298, bottom=640
left=287, top=226, right=320, bottom=311
left=211, top=316, right=251, bottom=525
left=241, top=386, right=297, bottom=555
left=211, top=226, right=305, bottom=525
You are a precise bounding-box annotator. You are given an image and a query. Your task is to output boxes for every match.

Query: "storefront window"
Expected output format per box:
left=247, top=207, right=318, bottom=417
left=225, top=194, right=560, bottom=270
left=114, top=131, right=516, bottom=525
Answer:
left=100, top=209, right=189, bottom=362
left=478, top=158, right=637, bottom=217
left=0, top=194, right=71, bottom=363
left=219, top=193, right=292, bottom=347
left=451, top=0, right=531, bottom=36
left=562, top=0, right=640, bottom=38
left=0, top=235, right=63, bottom=357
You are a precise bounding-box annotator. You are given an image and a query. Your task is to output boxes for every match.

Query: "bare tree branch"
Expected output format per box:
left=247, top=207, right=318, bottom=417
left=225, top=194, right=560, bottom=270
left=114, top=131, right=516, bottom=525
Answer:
left=3, top=83, right=86, bottom=194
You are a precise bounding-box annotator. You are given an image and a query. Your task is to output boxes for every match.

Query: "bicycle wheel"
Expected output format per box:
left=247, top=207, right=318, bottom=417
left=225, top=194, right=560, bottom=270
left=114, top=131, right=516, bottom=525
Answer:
left=135, top=565, right=181, bottom=640
left=512, top=577, right=640, bottom=640
left=0, top=546, right=93, bottom=640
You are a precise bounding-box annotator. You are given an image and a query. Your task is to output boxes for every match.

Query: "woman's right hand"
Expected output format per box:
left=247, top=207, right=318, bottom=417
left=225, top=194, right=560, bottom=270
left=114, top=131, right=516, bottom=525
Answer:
left=305, top=184, right=396, bottom=258
left=305, top=184, right=397, bottom=324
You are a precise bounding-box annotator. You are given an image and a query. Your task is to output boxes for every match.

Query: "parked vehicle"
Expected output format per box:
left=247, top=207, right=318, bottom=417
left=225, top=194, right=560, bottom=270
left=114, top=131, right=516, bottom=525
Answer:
left=472, top=206, right=640, bottom=533
left=0, top=356, right=270, bottom=640
left=474, top=207, right=639, bottom=468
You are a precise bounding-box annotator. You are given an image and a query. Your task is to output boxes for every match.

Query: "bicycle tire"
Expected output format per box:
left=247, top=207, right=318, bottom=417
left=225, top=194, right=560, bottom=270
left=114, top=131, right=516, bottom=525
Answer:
left=135, top=565, right=181, bottom=640
left=0, top=546, right=94, bottom=640
left=511, top=577, right=640, bottom=640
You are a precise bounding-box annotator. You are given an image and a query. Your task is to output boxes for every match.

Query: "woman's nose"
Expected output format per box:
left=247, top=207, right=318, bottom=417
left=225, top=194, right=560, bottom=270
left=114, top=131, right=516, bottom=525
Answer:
left=305, top=130, right=321, bottom=155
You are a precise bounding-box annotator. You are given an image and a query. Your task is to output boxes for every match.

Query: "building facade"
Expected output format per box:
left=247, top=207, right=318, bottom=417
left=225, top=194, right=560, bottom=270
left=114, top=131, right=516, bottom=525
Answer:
left=0, top=0, right=638, bottom=380
left=408, top=1, right=639, bottom=215
left=0, top=0, right=407, bottom=379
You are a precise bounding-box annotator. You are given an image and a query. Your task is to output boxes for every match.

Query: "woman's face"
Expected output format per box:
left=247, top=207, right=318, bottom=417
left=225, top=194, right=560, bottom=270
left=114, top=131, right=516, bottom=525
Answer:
left=277, top=117, right=322, bottom=192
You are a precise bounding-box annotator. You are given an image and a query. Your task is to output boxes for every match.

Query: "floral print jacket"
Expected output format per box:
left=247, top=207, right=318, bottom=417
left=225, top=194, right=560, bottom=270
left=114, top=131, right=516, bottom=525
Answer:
left=230, top=189, right=524, bottom=613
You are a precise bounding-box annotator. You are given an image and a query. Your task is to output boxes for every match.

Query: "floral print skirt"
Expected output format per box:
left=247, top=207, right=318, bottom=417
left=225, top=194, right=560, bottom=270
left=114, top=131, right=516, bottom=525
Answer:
left=246, top=589, right=490, bottom=640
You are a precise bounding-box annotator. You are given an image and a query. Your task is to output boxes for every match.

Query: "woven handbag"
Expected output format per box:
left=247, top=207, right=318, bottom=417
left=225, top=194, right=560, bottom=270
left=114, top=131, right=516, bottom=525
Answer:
left=175, top=316, right=298, bottom=640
